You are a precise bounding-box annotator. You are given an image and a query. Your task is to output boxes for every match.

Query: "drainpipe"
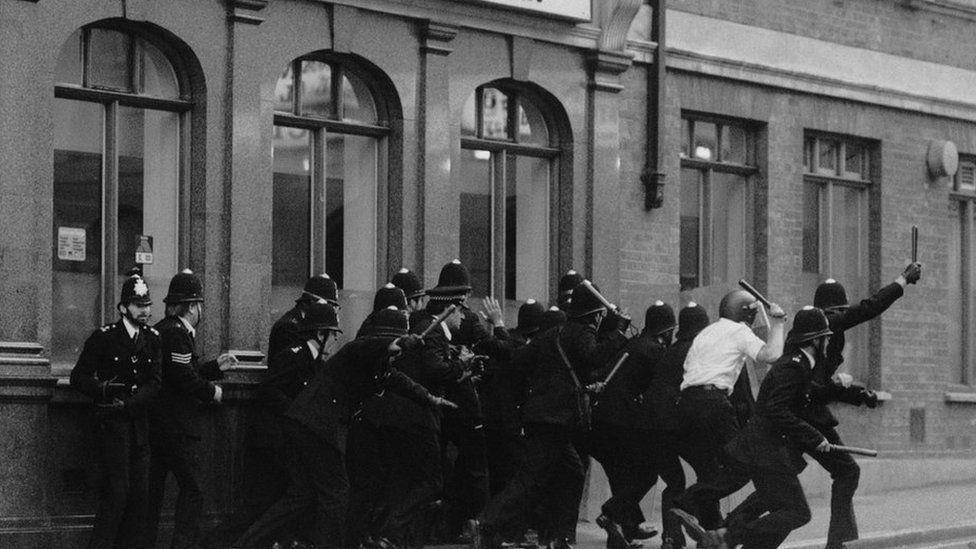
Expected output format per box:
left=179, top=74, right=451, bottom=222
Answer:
left=642, top=0, right=667, bottom=210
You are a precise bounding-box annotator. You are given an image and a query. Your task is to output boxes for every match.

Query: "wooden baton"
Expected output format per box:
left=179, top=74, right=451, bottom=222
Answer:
left=737, top=279, right=772, bottom=309
left=830, top=444, right=878, bottom=457
left=911, top=225, right=918, bottom=263
left=603, top=352, right=631, bottom=385
left=581, top=279, right=615, bottom=310
left=418, top=304, right=459, bottom=339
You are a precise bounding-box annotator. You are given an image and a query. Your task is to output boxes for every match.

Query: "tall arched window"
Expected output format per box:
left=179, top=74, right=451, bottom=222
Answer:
left=460, top=83, right=559, bottom=307
left=271, top=54, right=389, bottom=330
left=52, top=25, right=190, bottom=366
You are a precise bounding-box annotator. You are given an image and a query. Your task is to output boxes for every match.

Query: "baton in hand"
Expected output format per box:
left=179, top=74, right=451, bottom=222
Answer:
left=737, top=279, right=772, bottom=309
left=581, top=280, right=631, bottom=320
left=830, top=444, right=878, bottom=457
left=603, top=352, right=630, bottom=385
left=911, top=225, right=919, bottom=263
left=418, top=304, right=459, bottom=339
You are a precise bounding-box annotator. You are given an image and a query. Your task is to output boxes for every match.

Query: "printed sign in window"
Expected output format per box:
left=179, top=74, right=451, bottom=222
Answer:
left=135, top=235, right=154, bottom=265
left=57, top=227, right=86, bottom=262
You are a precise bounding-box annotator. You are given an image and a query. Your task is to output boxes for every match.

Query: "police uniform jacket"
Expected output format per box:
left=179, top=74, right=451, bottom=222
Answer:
left=593, top=335, right=666, bottom=431
left=150, top=315, right=223, bottom=443
left=70, top=319, right=162, bottom=443
left=409, top=311, right=480, bottom=427
left=800, top=282, right=903, bottom=429
left=268, top=306, right=304, bottom=359
left=726, top=350, right=824, bottom=475
left=650, top=337, right=693, bottom=432
left=251, top=342, right=323, bottom=448
left=479, top=327, right=528, bottom=434
left=286, top=336, right=434, bottom=453
left=517, top=321, right=628, bottom=429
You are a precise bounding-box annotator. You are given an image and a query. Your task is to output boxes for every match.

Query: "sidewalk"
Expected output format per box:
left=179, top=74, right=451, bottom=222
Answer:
left=574, top=481, right=976, bottom=548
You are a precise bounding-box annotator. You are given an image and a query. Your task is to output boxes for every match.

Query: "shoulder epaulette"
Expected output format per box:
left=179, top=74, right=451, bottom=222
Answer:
left=291, top=346, right=302, bottom=354
left=99, top=324, right=113, bottom=332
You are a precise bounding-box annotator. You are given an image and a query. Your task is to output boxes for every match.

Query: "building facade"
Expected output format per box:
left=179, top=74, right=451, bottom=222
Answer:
left=0, top=0, right=975, bottom=545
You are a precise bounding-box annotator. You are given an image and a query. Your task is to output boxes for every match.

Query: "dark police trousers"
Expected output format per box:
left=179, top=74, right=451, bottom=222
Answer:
left=724, top=464, right=811, bottom=549
left=89, top=417, right=150, bottom=549
left=812, top=427, right=859, bottom=548
left=479, top=423, right=585, bottom=541
left=145, top=435, right=205, bottom=549
left=675, top=387, right=749, bottom=529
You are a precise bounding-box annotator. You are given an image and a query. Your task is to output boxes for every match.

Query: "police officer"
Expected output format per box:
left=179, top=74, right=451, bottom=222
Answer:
left=556, top=270, right=584, bottom=309
left=71, top=274, right=161, bottom=549
left=269, top=273, right=339, bottom=358
left=392, top=267, right=428, bottom=313
left=592, top=301, right=676, bottom=549
left=804, top=262, right=920, bottom=549
left=690, top=307, right=835, bottom=549
left=146, top=269, right=237, bottom=549
left=471, top=282, right=629, bottom=549
left=673, top=289, right=785, bottom=531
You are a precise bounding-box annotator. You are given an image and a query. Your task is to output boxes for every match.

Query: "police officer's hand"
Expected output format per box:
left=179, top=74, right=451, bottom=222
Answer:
left=859, top=388, right=879, bottom=409
left=586, top=381, right=606, bottom=394
left=429, top=395, right=459, bottom=409
left=480, top=296, right=505, bottom=328
left=816, top=439, right=832, bottom=453
left=767, top=302, right=787, bottom=320
left=607, top=309, right=631, bottom=333
left=217, top=353, right=239, bottom=371
left=903, top=262, right=922, bottom=285
left=390, top=334, right=423, bottom=356
left=832, top=372, right=854, bottom=388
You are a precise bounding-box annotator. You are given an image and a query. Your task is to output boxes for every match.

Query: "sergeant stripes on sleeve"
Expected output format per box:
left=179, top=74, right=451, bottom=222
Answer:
left=171, top=352, right=192, bottom=364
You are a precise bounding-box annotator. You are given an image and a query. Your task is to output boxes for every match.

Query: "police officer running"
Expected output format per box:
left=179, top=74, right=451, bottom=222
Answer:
left=71, top=274, right=162, bottom=549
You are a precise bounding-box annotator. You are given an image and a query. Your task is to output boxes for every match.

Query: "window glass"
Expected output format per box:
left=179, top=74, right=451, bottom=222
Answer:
left=52, top=99, right=104, bottom=366
left=679, top=168, right=701, bottom=291
left=341, top=71, right=377, bottom=124
left=692, top=121, right=717, bottom=161
left=844, top=143, right=863, bottom=179
left=709, top=171, right=747, bottom=286
left=327, top=133, right=378, bottom=331
left=517, top=101, right=549, bottom=146
left=274, top=64, right=295, bottom=113
left=680, top=118, right=690, bottom=158
left=271, top=126, right=312, bottom=323
left=948, top=201, right=964, bottom=384
left=461, top=92, right=477, bottom=138
left=117, top=106, right=179, bottom=297
left=55, top=29, right=83, bottom=86
left=481, top=88, right=510, bottom=140
left=802, top=182, right=821, bottom=273
left=818, top=139, right=837, bottom=174
left=300, top=61, right=332, bottom=118
left=459, top=148, right=493, bottom=296
left=88, top=28, right=131, bottom=91
left=508, top=155, right=549, bottom=301
left=721, top=125, right=748, bottom=164
left=139, top=38, right=179, bottom=98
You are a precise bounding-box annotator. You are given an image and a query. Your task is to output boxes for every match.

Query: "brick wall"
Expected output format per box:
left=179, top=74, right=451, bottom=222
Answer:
left=669, top=0, right=976, bottom=71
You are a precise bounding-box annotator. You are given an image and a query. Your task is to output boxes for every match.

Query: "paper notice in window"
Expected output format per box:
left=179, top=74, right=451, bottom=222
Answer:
left=57, top=227, right=86, bottom=262
left=135, top=235, right=154, bottom=265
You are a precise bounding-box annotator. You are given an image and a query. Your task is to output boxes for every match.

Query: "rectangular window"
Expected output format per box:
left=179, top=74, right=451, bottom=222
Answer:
left=52, top=98, right=180, bottom=367
left=802, top=133, right=872, bottom=380
left=271, top=126, right=312, bottom=322
left=679, top=116, right=757, bottom=308
left=951, top=157, right=976, bottom=386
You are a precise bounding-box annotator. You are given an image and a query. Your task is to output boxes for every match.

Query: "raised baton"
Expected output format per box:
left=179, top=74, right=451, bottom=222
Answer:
left=911, top=225, right=918, bottom=263
left=418, top=304, right=459, bottom=339
left=603, top=352, right=631, bottom=385
left=581, top=279, right=615, bottom=310
left=830, top=444, right=878, bottom=457
left=737, top=279, right=772, bottom=309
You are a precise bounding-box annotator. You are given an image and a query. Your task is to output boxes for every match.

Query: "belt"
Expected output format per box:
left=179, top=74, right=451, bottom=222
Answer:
left=683, top=384, right=725, bottom=393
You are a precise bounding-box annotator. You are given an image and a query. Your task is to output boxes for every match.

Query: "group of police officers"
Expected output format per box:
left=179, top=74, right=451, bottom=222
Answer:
left=71, top=257, right=921, bottom=549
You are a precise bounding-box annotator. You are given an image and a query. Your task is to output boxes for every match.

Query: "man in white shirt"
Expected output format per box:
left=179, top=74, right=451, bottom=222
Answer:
left=673, top=288, right=786, bottom=530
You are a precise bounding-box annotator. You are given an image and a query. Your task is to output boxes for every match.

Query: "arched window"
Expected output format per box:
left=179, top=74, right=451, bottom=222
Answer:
left=52, top=25, right=190, bottom=366
left=459, top=82, right=560, bottom=307
left=271, top=54, right=390, bottom=328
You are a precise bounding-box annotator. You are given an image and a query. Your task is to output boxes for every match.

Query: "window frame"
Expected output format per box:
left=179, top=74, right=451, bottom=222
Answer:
left=679, top=114, right=759, bottom=292
left=459, top=83, right=561, bottom=302
left=53, top=25, right=192, bottom=327
left=271, top=53, right=392, bottom=288
left=950, top=156, right=976, bottom=387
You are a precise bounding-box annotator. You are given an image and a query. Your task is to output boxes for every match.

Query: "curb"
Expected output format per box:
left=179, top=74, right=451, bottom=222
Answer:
left=783, top=522, right=976, bottom=549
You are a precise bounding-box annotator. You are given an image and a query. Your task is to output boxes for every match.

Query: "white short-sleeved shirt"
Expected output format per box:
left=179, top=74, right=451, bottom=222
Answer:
left=680, top=317, right=766, bottom=394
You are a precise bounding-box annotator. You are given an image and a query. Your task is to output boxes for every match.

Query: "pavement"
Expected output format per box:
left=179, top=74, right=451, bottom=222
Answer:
left=569, top=481, right=976, bottom=549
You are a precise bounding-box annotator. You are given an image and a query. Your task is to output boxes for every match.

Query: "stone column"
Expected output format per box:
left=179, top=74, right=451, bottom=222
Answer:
left=417, top=21, right=458, bottom=285
left=586, top=50, right=633, bottom=301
